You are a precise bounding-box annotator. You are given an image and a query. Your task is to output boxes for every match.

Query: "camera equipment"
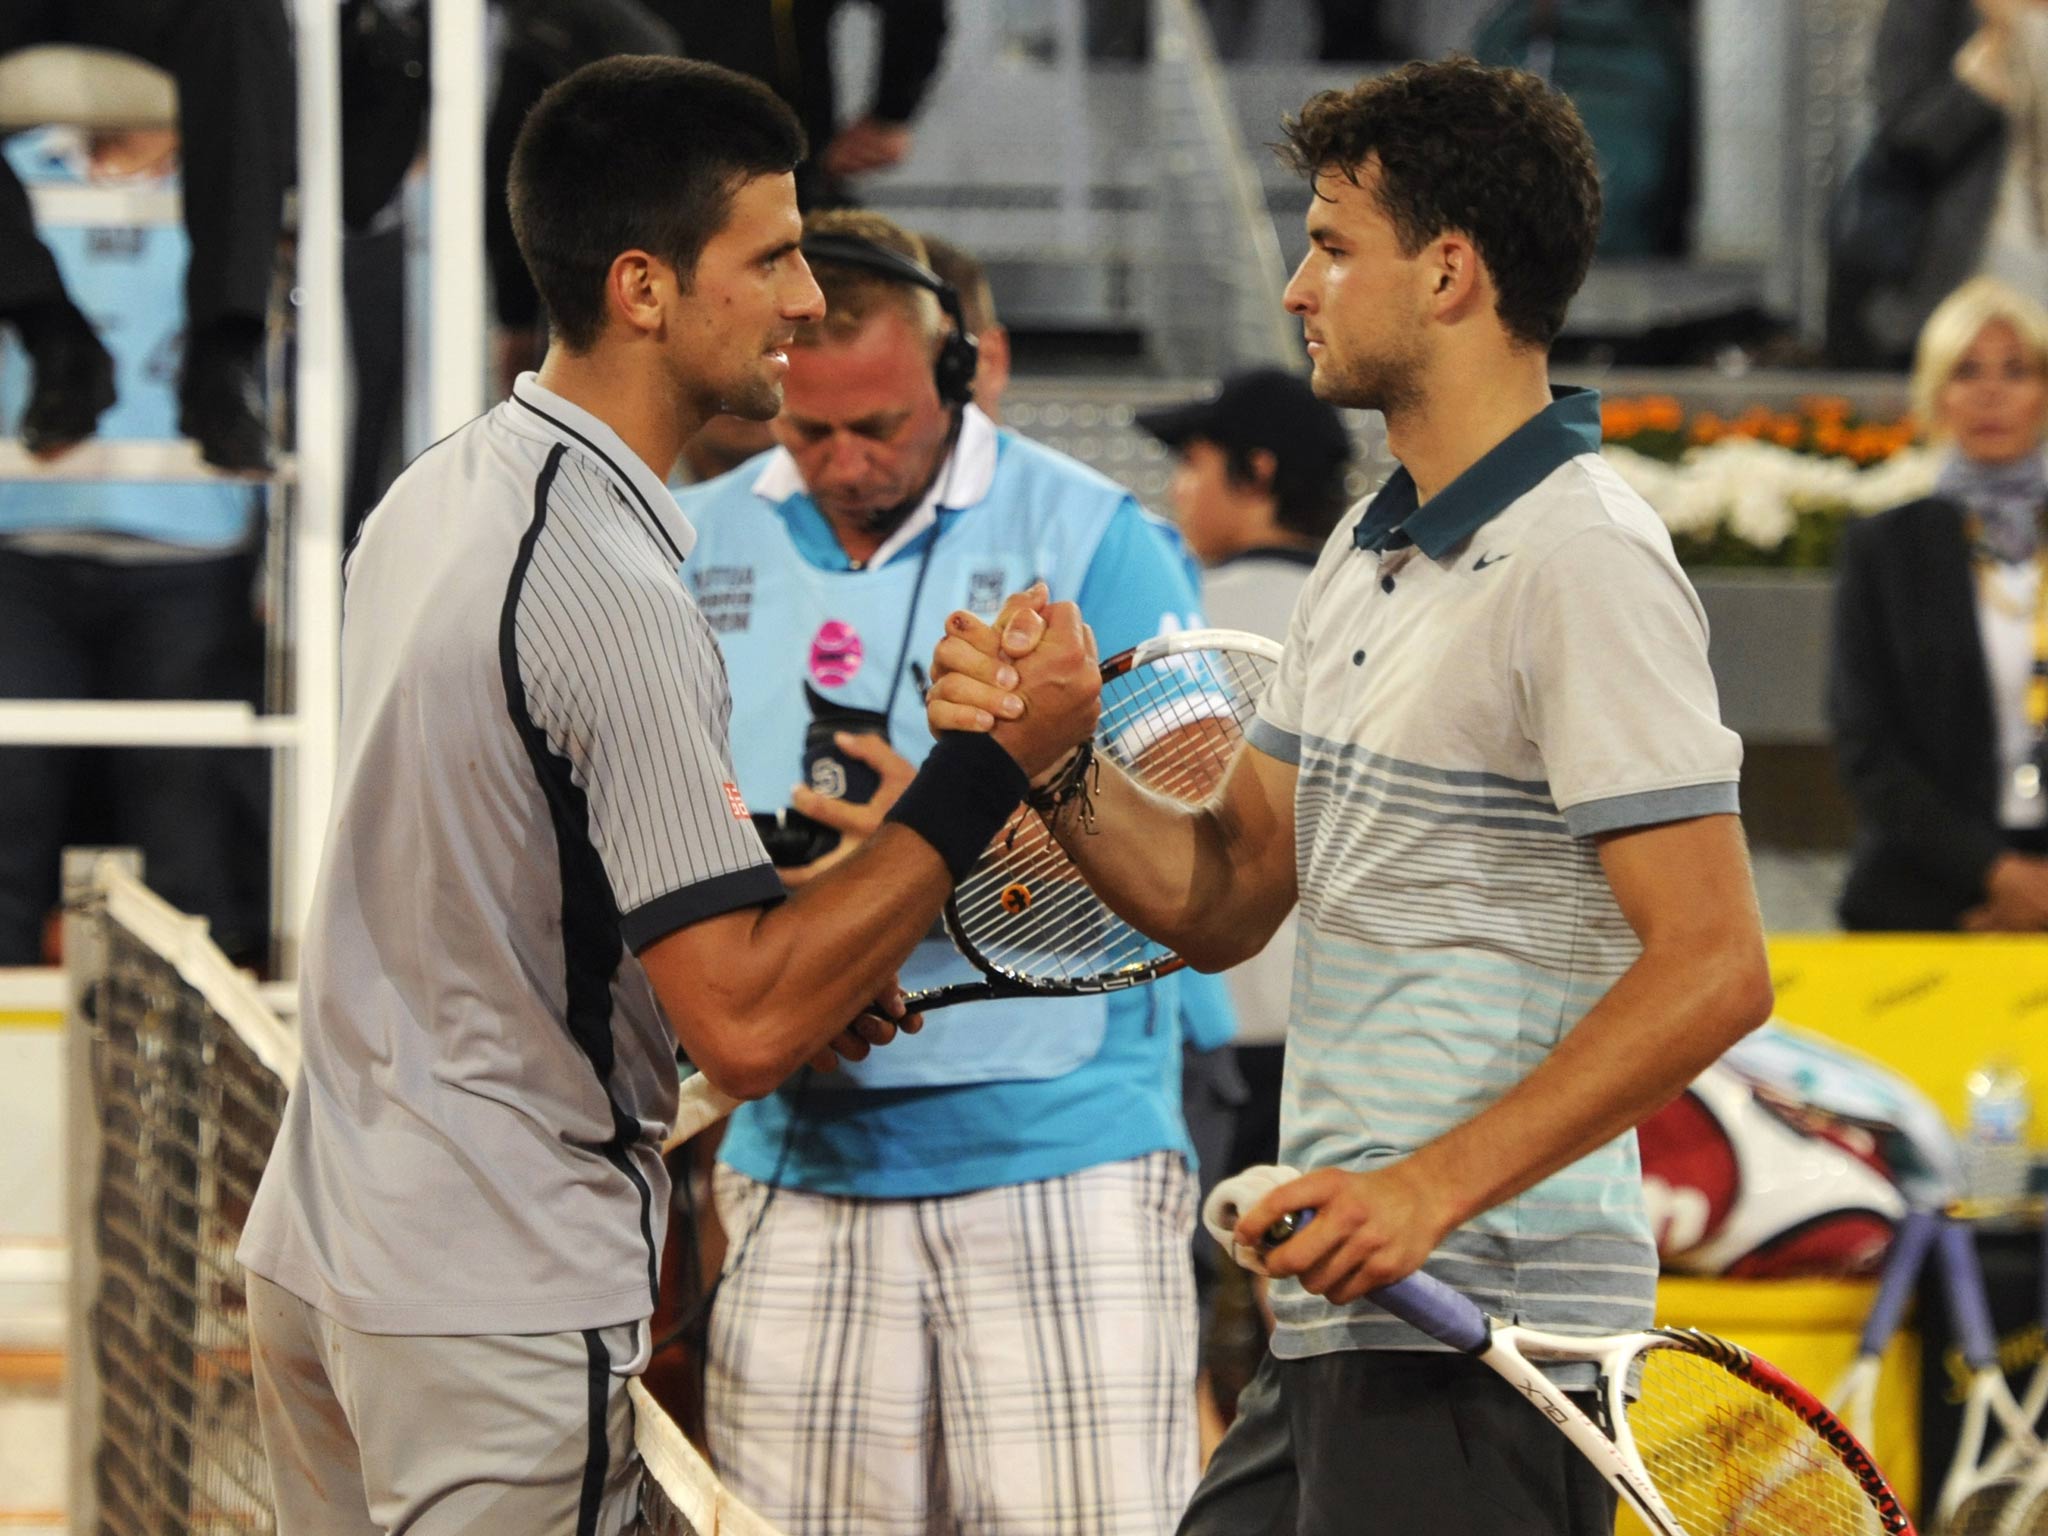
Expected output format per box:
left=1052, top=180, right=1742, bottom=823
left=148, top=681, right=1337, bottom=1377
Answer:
left=753, top=686, right=891, bottom=867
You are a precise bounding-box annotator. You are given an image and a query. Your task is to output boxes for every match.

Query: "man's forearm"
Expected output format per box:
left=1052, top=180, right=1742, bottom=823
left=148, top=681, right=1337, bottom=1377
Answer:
left=1405, top=933, right=1774, bottom=1230
left=1047, top=750, right=1293, bottom=970
left=753, top=824, right=955, bottom=1023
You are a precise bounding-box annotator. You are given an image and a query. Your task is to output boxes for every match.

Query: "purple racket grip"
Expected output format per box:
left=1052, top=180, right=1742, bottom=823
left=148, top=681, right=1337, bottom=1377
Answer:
left=1938, top=1217, right=2001, bottom=1370
left=1367, top=1270, right=1493, bottom=1356
left=1858, top=1207, right=1939, bottom=1358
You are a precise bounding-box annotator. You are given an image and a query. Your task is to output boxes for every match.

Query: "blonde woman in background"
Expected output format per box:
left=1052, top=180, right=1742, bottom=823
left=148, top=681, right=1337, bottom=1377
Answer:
left=1832, top=276, right=2048, bottom=929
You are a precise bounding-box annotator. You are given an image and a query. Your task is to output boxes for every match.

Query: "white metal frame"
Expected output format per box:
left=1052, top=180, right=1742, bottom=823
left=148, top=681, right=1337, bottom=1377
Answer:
left=0, top=0, right=490, bottom=972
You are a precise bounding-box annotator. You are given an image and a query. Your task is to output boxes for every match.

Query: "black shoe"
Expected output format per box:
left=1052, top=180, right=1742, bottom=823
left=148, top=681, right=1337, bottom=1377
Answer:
left=17, top=315, right=115, bottom=455
left=179, top=326, right=272, bottom=473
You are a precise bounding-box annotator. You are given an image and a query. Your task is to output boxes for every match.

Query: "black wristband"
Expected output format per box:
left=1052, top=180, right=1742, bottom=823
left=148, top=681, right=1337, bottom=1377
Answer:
left=886, top=732, right=1030, bottom=882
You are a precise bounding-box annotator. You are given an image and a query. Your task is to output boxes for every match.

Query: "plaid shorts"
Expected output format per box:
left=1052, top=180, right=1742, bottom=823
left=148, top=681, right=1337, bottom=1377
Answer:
left=706, top=1151, right=1199, bottom=1536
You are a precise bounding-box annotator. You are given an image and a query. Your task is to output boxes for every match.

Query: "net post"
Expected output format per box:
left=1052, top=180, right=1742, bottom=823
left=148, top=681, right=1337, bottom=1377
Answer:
left=61, top=847, right=140, bottom=1536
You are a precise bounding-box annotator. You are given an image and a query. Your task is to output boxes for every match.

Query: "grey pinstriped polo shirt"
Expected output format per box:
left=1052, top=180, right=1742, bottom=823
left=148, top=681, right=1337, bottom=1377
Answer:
left=240, top=375, right=782, bottom=1336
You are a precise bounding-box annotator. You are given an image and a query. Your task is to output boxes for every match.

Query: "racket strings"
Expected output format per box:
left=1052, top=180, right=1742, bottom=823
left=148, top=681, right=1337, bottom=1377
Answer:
left=949, top=646, right=1275, bottom=985
left=1947, top=1480, right=2021, bottom=1536
left=1628, top=1347, right=1893, bottom=1535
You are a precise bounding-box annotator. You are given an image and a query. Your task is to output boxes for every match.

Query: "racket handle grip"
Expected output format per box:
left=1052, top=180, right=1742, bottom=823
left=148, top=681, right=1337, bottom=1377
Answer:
left=1937, top=1217, right=2001, bottom=1369
left=1368, top=1270, right=1492, bottom=1355
left=1859, top=1206, right=1940, bottom=1357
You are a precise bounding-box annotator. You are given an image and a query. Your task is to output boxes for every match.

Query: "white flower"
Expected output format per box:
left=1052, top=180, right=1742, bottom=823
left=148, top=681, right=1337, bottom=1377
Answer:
left=1604, top=435, right=1939, bottom=558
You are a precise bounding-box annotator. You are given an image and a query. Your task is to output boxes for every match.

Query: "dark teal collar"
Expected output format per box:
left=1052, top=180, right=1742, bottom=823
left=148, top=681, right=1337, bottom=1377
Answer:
left=1352, top=387, right=1603, bottom=557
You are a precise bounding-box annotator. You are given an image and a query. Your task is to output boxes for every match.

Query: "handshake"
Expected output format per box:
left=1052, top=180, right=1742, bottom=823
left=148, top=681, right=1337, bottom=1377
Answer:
left=922, top=581, right=1102, bottom=782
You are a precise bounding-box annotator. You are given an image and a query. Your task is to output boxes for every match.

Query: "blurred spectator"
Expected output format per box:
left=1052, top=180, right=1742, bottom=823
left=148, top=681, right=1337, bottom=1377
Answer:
left=1955, top=0, right=2048, bottom=295
left=0, top=0, right=291, bottom=471
left=0, top=129, right=266, bottom=964
left=1472, top=0, right=1692, bottom=258
left=486, top=0, right=952, bottom=386
left=1831, top=0, right=2013, bottom=364
left=1831, top=276, right=2048, bottom=931
left=919, top=232, right=1012, bottom=420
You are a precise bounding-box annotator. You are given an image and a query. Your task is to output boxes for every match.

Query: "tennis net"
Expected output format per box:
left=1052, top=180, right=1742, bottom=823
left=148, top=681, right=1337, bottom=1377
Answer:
left=66, top=857, right=776, bottom=1536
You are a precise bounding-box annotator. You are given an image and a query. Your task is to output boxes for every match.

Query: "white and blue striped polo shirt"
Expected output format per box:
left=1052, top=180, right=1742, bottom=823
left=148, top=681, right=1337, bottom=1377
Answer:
left=1244, top=387, right=1742, bottom=1364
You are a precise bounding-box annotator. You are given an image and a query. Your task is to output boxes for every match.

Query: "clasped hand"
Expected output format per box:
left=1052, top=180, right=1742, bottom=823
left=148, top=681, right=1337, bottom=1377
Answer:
left=923, top=582, right=1100, bottom=780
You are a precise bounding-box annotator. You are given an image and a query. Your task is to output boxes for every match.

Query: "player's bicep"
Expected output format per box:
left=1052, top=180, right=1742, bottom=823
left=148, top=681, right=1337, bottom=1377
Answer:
left=1597, top=815, right=1757, bottom=945
left=639, top=904, right=771, bottom=1050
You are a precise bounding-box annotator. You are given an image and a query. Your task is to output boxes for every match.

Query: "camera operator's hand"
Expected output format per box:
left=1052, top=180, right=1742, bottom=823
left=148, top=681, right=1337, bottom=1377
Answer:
left=925, top=583, right=1056, bottom=733
left=780, top=733, right=918, bottom=888
left=806, top=979, right=923, bottom=1074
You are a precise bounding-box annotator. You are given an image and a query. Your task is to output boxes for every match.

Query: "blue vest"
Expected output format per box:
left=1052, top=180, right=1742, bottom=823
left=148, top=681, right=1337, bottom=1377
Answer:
left=0, top=132, right=256, bottom=549
left=681, top=431, right=1131, bottom=1089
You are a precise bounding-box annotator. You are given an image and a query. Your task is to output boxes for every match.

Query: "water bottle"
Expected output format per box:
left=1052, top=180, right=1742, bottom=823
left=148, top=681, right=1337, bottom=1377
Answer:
left=1964, top=1059, right=2034, bottom=1205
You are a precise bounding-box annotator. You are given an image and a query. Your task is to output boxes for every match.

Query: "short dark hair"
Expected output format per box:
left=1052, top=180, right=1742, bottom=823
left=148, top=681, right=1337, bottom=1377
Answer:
left=508, top=56, right=805, bottom=351
left=1280, top=59, right=1601, bottom=349
left=1218, top=442, right=1350, bottom=542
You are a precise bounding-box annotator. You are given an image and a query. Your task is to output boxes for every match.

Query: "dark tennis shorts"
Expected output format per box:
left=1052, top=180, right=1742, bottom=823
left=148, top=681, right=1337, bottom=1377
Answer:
left=1178, top=1348, right=1618, bottom=1536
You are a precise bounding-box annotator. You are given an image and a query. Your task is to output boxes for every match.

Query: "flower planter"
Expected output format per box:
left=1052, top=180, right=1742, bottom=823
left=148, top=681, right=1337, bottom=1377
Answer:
left=1690, top=569, right=1835, bottom=746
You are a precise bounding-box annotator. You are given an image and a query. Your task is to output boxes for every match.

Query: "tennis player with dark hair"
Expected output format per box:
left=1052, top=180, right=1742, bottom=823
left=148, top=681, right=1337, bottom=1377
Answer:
left=933, top=59, right=1774, bottom=1534
left=236, top=57, right=1099, bottom=1535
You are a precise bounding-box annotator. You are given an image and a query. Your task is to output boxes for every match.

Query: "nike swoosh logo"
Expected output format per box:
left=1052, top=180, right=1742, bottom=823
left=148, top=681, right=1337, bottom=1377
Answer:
left=1473, top=552, right=1510, bottom=571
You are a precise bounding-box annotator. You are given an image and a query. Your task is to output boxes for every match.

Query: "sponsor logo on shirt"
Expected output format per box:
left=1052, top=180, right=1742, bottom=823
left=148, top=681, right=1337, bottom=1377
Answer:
left=696, top=566, right=755, bottom=634
left=723, top=782, right=751, bottom=820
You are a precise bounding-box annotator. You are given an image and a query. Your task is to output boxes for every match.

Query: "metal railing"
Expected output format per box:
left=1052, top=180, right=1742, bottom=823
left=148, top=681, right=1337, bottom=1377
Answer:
left=1145, top=0, right=1298, bottom=376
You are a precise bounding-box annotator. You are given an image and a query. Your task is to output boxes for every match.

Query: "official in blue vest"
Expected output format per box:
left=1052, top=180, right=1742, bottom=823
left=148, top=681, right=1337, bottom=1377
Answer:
left=0, top=127, right=264, bottom=964
left=678, top=211, right=1207, bottom=1534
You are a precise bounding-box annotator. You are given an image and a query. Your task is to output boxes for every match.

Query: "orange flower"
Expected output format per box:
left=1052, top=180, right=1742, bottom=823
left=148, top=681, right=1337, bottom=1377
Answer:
left=1800, top=395, right=1854, bottom=423
left=1733, top=405, right=1775, bottom=439
left=1640, top=395, right=1684, bottom=433
left=1814, top=422, right=1848, bottom=456
left=1690, top=411, right=1728, bottom=445
left=1602, top=399, right=1643, bottom=439
left=1769, top=416, right=1804, bottom=448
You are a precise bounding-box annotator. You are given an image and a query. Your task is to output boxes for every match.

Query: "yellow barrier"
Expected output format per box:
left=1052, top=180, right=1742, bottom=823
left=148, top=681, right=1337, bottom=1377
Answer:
left=1614, top=933, right=2048, bottom=1531
left=1767, top=934, right=2048, bottom=1139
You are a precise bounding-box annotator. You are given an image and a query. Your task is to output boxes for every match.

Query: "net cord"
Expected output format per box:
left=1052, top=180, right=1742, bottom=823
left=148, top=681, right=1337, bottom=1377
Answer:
left=95, top=855, right=301, bottom=1086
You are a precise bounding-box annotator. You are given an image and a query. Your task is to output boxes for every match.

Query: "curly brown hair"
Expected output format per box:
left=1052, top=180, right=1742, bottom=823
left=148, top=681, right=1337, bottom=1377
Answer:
left=1279, top=59, right=1602, bottom=350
